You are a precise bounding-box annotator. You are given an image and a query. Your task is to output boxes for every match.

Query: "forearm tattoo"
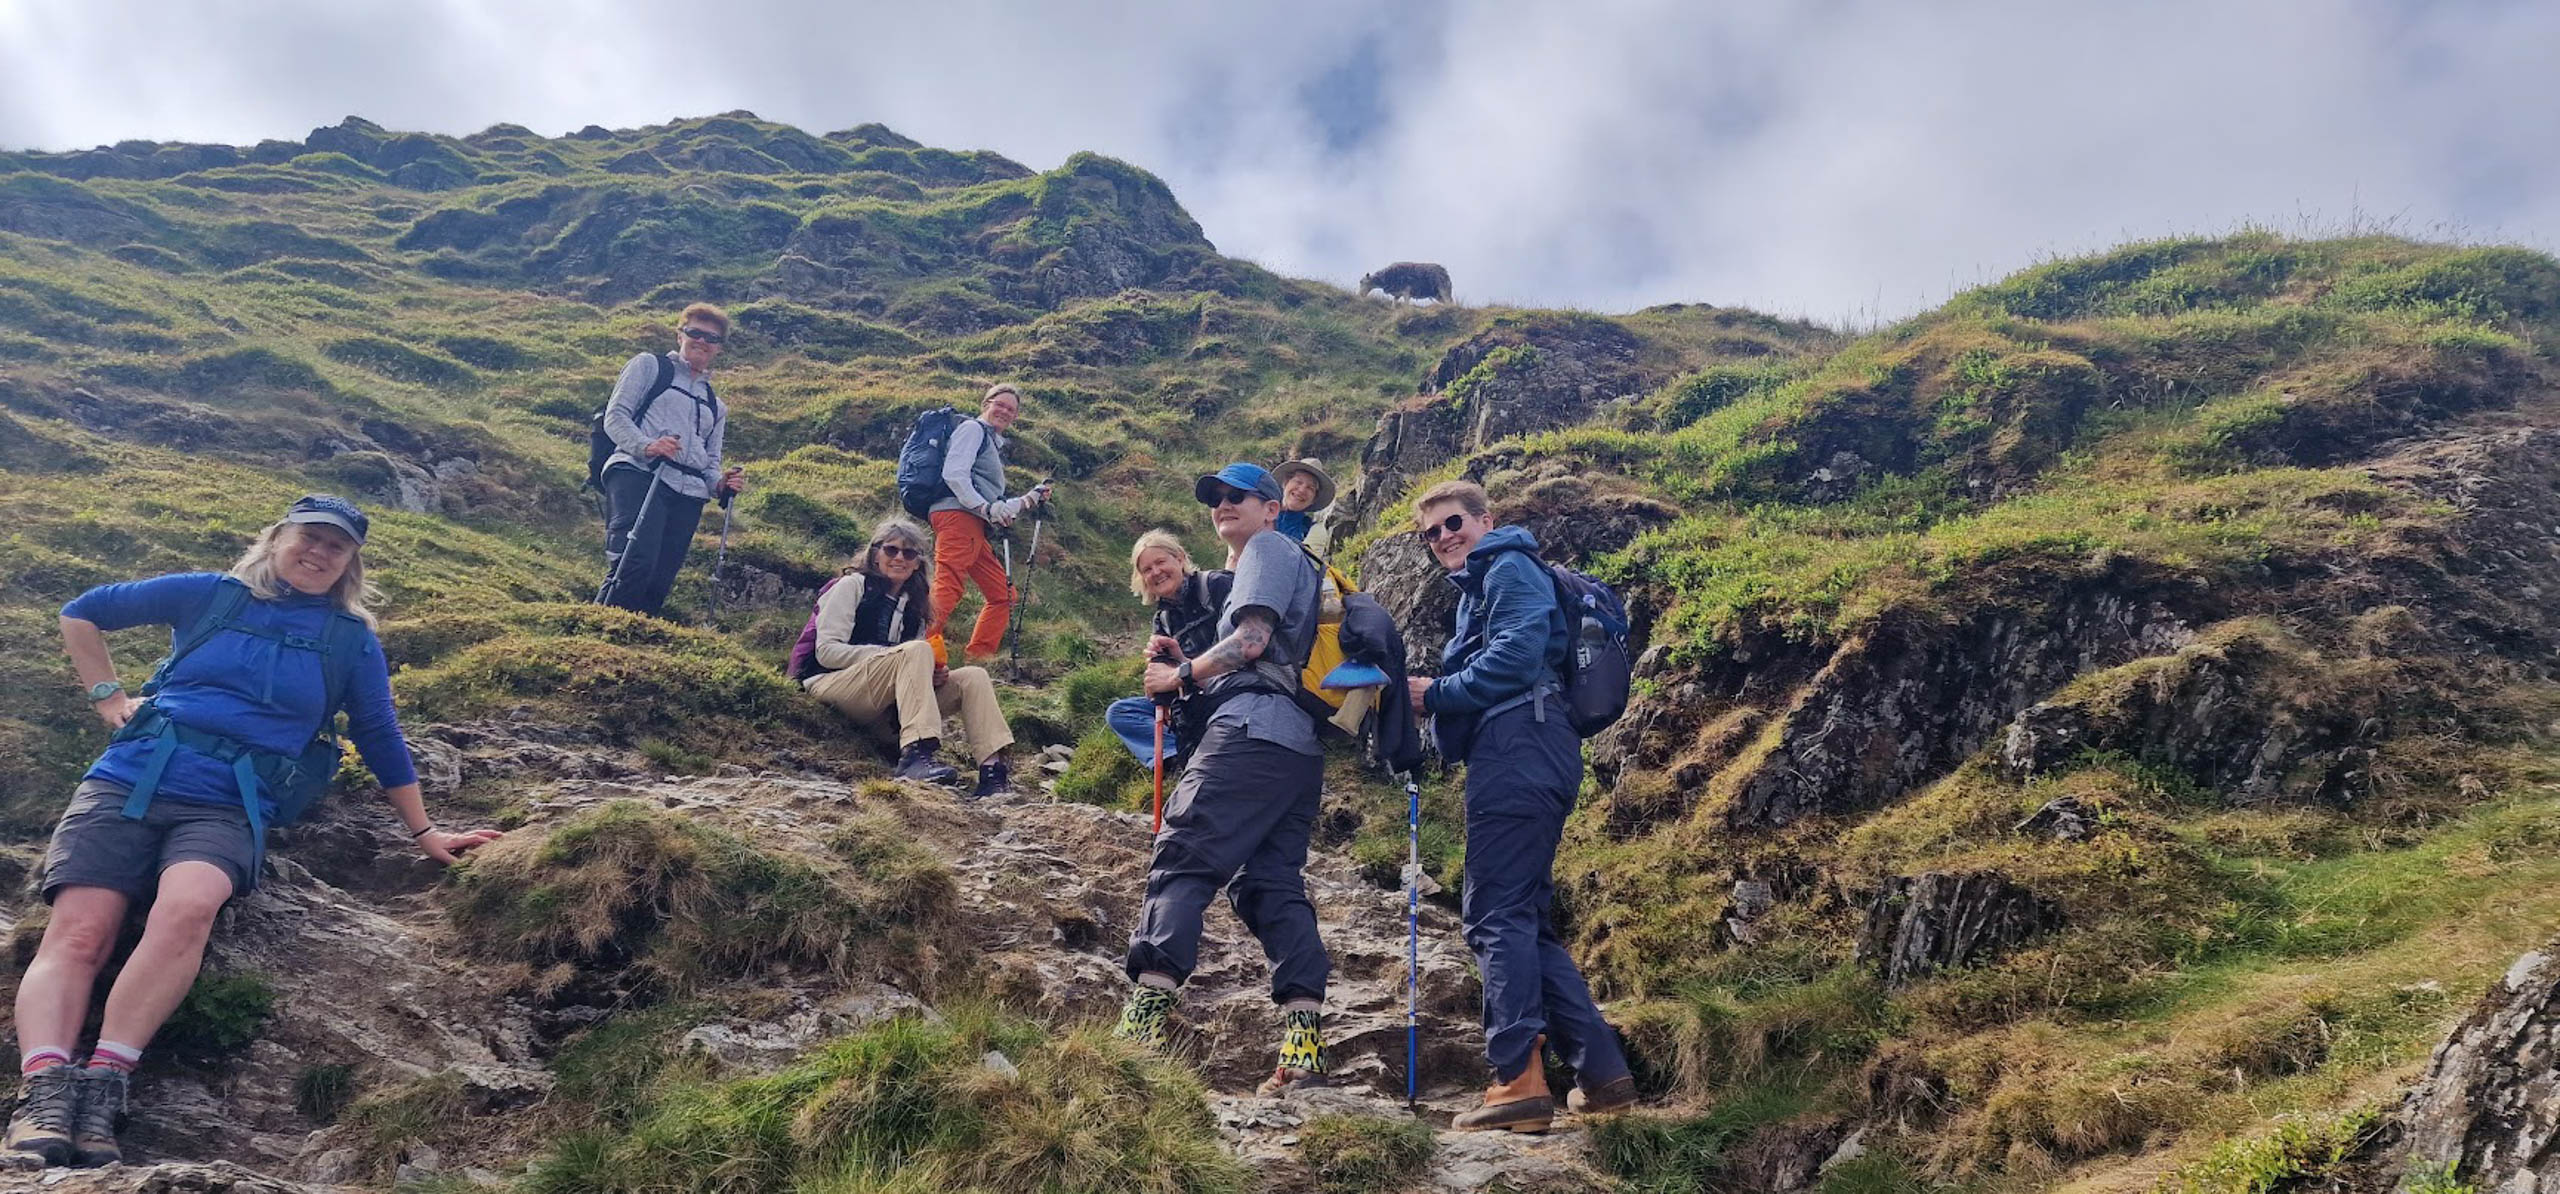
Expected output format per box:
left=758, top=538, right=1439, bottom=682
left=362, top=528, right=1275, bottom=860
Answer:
left=1196, top=610, right=1274, bottom=677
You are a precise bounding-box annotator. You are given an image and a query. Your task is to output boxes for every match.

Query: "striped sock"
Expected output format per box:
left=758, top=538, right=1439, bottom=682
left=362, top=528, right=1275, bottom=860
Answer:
left=20, top=1047, right=71, bottom=1075
left=85, top=1040, right=142, bottom=1074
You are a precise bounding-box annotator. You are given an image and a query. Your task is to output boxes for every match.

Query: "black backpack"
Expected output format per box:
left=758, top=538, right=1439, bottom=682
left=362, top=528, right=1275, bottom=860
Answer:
left=583, top=353, right=682, bottom=491
left=1488, top=546, right=1634, bottom=737
left=896, top=406, right=964, bottom=516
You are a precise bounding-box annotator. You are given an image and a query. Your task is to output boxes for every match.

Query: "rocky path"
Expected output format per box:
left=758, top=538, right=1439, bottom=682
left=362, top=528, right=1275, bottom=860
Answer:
left=0, top=721, right=1608, bottom=1192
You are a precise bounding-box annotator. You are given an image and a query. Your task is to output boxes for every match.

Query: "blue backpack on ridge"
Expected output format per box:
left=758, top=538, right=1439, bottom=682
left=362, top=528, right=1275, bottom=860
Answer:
left=896, top=406, right=963, bottom=517
left=1485, top=545, right=1633, bottom=738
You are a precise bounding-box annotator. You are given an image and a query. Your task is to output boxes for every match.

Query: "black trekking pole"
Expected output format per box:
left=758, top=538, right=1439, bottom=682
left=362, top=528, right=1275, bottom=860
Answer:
left=1005, top=481, right=1051, bottom=679
left=705, top=486, right=736, bottom=626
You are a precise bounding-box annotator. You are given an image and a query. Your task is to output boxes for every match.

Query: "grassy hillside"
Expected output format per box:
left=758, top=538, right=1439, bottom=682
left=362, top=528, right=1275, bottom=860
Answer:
left=7, top=114, right=2558, bottom=1193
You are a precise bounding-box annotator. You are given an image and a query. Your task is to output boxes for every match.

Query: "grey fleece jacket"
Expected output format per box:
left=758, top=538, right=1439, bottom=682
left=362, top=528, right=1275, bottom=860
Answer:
left=601, top=352, right=725, bottom=501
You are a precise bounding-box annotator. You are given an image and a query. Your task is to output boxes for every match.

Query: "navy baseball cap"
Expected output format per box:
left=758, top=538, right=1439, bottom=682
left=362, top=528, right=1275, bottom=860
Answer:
left=285, top=494, right=369, bottom=545
left=1194, top=462, right=1282, bottom=505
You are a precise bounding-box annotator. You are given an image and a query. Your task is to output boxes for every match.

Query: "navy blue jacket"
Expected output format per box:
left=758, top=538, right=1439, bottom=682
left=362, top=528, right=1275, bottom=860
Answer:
left=1426, top=525, right=1566, bottom=715
left=64, top=572, right=417, bottom=811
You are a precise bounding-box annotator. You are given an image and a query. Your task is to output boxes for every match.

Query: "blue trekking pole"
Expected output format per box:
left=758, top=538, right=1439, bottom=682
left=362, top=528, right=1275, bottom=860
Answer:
left=1404, top=769, right=1422, bottom=1110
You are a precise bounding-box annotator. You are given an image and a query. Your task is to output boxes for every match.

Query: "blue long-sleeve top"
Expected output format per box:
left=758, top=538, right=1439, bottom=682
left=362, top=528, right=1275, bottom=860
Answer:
left=1424, top=525, right=1566, bottom=714
left=63, top=572, right=418, bottom=811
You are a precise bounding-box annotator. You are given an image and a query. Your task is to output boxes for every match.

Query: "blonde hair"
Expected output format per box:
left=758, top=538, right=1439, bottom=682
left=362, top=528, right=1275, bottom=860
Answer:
left=1127, top=529, right=1195, bottom=601
left=1413, top=479, right=1489, bottom=521
left=230, top=522, right=380, bottom=629
left=679, top=302, right=730, bottom=332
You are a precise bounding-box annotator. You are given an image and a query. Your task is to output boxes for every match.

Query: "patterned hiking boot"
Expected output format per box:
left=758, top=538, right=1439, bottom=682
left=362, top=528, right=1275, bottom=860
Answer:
left=1113, top=984, right=1178, bottom=1050
left=3, top=1065, right=80, bottom=1167
left=70, top=1068, right=125, bottom=1168
left=1255, top=1007, right=1331, bottom=1096
left=1566, top=1073, right=1640, bottom=1115
left=892, top=740, right=960, bottom=786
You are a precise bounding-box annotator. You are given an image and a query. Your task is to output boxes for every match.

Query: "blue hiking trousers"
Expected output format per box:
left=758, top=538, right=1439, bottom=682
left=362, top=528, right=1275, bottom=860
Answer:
left=1461, top=697, right=1631, bottom=1086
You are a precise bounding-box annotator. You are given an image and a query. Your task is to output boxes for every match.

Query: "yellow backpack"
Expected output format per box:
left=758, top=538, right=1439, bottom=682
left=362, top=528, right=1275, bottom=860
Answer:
left=1297, top=546, right=1375, bottom=734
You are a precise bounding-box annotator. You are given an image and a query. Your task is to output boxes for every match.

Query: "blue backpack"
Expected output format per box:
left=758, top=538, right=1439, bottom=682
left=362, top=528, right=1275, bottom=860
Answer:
left=111, top=577, right=368, bottom=835
left=1483, top=546, right=1633, bottom=738
left=895, top=406, right=963, bottom=517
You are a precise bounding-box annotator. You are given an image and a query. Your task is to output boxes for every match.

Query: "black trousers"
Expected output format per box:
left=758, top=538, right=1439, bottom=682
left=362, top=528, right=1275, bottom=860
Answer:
left=595, top=465, right=706, bottom=617
left=1124, top=718, right=1330, bottom=1005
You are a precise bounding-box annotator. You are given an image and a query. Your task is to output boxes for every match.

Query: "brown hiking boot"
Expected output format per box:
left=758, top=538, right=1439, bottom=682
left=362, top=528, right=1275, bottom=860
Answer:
left=1453, top=1041, right=1553, bottom=1134
left=1254, top=1067, right=1331, bottom=1096
left=1566, top=1073, right=1640, bottom=1115
left=3, top=1065, right=80, bottom=1167
left=70, top=1068, right=125, bottom=1168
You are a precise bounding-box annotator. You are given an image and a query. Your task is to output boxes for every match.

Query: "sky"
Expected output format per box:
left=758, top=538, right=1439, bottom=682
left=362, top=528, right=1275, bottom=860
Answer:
left=3, top=0, right=2553, bottom=321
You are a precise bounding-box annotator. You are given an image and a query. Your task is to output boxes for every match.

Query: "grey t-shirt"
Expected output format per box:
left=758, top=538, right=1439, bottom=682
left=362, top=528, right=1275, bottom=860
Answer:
left=1199, top=529, right=1322, bottom=756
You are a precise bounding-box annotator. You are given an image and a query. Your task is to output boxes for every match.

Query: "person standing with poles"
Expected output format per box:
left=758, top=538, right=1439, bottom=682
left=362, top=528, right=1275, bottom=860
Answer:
left=594, top=303, right=745, bottom=618
left=1405, top=480, right=1635, bottom=1132
left=1115, top=464, right=1333, bottom=1096
left=926, top=384, right=1049, bottom=665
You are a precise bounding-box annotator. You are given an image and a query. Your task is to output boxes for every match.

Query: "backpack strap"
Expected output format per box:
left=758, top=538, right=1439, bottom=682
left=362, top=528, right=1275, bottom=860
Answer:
left=317, top=612, right=366, bottom=734
left=629, top=351, right=678, bottom=426
left=139, top=577, right=251, bottom=699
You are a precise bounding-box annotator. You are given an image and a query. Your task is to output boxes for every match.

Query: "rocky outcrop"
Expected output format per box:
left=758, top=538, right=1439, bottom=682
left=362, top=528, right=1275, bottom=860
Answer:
left=1857, top=872, right=2062, bottom=986
left=2392, top=939, right=2560, bottom=1191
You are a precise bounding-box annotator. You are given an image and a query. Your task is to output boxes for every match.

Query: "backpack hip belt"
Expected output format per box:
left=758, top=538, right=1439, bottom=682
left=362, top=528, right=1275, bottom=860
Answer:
left=112, top=703, right=296, bottom=875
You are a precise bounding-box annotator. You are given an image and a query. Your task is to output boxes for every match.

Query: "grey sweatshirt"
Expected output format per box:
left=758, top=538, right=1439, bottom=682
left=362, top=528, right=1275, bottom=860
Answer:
left=601, top=352, right=724, bottom=501
left=931, top=417, right=1028, bottom=524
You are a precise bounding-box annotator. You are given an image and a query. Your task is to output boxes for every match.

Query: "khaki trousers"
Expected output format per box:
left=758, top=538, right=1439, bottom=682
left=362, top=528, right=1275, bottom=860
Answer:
left=806, top=640, right=1015, bottom=762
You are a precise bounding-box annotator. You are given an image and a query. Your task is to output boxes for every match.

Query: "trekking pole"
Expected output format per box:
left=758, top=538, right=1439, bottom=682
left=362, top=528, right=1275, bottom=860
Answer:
left=1150, top=644, right=1178, bottom=836
left=705, top=488, right=735, bottom=625
left=1404, top=769, right=1423, bottom=1111
left=1007, top=490, right=1049, bottom=679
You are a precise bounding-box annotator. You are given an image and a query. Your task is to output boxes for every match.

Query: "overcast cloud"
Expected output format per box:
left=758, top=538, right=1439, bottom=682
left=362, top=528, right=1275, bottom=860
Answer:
left=3, top=0, right=2553, bottom=320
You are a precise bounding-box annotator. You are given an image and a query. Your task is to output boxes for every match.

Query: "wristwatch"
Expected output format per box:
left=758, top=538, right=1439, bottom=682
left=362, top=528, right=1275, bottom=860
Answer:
left=1175, top=661, right=1196, bottom=696
left=85, top=681, right=123, bottom=703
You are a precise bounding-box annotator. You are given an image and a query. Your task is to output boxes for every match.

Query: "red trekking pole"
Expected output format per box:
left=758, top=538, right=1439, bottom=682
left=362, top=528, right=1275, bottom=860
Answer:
left=1151, top=706, right=1168, bottom=836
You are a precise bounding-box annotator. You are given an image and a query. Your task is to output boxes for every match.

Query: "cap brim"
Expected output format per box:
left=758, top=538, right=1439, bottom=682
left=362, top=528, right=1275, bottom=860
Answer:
left=1320, top=661, right=1391, bottom=690
left=1192, top=474, right=1227, bottom=504
left=285, top=511, right=364, bottom=543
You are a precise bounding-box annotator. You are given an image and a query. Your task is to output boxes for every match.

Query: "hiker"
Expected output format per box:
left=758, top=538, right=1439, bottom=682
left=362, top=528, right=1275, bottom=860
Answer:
left=595, top=302, right=746, bottom=617
left=1115, top=464, right=1332, bottom=1094
left=10, top=496, right=501, bottom=1169
left=926, top=383, right=1050, bottom=663
left=788, top=516, right=1018, bottom=799
left=1271, top=458, right=1336, bottom=555
left=1405, top=480, right=1635, bottom=1132
left=1104, top=530, right=1231, bottom=772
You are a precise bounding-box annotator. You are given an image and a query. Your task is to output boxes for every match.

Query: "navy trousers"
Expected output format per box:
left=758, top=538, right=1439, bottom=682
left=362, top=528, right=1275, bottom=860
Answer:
left=1462, top=699, right=1631, bottom=1086
left=596, top=464, right=706, bottom=617
left=1125, top=717, right=1329, bottom=1005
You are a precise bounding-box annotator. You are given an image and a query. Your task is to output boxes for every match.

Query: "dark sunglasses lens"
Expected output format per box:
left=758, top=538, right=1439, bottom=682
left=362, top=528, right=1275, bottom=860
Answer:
left=1421, top=512, right=1466, bottom=542
left=684, top=327, right=725, bottom=344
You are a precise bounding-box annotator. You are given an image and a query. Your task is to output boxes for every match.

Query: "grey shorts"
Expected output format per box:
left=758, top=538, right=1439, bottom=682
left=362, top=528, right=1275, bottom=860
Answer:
left=42, top=779, right=258, bottom=904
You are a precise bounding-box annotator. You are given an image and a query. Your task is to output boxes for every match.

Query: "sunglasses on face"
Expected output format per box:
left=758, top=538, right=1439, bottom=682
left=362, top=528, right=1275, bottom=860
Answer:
left=681, top=326, right=726, bottom=345
left=874, top=543, right=922, bottom=561
left=1201, top=485, right=1258, bottom=508
left=1418, top=512, right=1470, bottom=544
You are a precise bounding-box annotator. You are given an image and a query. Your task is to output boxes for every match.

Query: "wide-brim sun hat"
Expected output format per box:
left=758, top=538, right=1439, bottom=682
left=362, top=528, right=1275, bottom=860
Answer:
left=1271, top=458, right=1337, bottom=511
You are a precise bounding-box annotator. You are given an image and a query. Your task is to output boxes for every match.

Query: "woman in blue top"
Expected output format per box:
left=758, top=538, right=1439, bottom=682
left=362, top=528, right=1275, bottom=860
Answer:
left=5, top=496, right=500, bottom=1169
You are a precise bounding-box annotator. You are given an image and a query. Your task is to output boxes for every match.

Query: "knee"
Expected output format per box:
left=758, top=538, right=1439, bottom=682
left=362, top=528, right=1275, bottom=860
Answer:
left=147, top=892, right=225, bottom=939
left=36, top=913, right=120, bottom=971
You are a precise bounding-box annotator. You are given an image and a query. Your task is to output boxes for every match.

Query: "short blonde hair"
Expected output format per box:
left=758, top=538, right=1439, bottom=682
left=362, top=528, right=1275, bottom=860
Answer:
left=231, top=522, right=380, bottom=629
left=679, top=302, right=730, bottom=333
left=1412, top=479, right=1489, bottom=521
left=1128, top=529, right=1195, bottom=600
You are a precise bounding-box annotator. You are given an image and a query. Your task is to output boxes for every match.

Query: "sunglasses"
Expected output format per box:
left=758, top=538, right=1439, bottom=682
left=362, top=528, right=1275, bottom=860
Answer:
left=873, top=543, right=922, bottom=561
left=1200, top=485, right=1260, bottom=508
left=1418, top=512, right=1470, bottom=544
left=681, top=326, right=726, bottom=345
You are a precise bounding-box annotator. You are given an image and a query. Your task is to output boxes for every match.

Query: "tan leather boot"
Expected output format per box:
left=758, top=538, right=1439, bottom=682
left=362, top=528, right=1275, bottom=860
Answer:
left=1452, top=1038, right=1554, bottom=1133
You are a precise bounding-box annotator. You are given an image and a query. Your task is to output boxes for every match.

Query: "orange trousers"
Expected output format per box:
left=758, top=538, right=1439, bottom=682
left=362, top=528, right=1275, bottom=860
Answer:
left=928, top=510, right=1014, bottom=661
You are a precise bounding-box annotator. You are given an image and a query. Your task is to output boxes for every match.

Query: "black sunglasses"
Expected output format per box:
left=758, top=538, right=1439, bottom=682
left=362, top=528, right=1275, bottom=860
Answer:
left=1200, top=485, right=1258, bottom=508
left=873, top=543, right=922, bottom=561
left=1418, top=512, right=1469, bottom=544
left=681, top=326, right=726, bottom=345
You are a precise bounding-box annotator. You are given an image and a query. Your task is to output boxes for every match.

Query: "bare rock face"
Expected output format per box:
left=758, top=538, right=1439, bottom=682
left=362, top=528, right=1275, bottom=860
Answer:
left=2392, top=941, right=2560, bottom=1190
left=1858, top=872, right=2062, bottom=986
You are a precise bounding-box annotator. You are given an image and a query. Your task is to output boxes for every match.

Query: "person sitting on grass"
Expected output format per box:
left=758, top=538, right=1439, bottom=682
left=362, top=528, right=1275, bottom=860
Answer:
left=788, top=515, right=1019, bottom=800
left=1104, top=529, right=1231, bottom=774
left=8, top=495, right=502, bottom=1170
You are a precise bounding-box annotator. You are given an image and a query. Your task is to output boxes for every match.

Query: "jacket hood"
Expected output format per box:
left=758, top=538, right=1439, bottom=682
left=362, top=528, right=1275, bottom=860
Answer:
left=1452, top=525, right=1541, bottom=589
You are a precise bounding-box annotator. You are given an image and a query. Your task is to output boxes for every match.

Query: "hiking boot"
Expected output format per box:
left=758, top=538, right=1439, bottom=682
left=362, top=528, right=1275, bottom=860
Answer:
left=1454, top=1039, right=1553, bottom=1134
left=892, top=740, right=960, bottom=786
left=1113, top=984, right=1178, bottom=1050
left=3, top=1065, right=79, bottom=1167
left=1566, top=1073, right=1640, bottom=1116
left=1255, top=1007, right=1330, bottom=1096
left=970, top=757, right=1012, bottom=801
left=70, top=1068, right=124, bottom=1168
